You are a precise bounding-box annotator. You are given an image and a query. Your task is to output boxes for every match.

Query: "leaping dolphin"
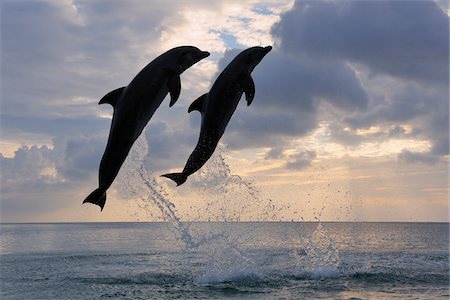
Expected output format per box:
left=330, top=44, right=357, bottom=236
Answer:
left=83, top=46, right=210, bottom=210
left=162, top=46, right=272, bottom=186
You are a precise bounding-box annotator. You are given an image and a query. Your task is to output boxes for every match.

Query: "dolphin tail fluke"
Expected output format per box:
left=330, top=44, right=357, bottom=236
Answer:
left=83, top=188, right=106, bottom=211
left=161, top=172, right=187, bottom=186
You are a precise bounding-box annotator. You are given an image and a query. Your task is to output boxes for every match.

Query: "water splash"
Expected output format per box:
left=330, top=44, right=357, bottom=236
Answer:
left=288, top=223, right=342, bottom=278
left=195, top=151, right=280, bottom=221
left=116, top=131, right=342, bottom=282
left=194, top=232, right=259, bottom=284
left=116, top=135, right=198, bottom=247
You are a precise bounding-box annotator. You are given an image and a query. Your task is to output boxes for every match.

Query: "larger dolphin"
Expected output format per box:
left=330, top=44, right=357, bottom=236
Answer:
left=162, top=46, right=272, bottom=186
left=83, top=46, right=210, bottom=210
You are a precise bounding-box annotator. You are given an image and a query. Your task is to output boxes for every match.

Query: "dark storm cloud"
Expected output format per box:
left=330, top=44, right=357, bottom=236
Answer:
left=273, top=0, right=449, bottom=87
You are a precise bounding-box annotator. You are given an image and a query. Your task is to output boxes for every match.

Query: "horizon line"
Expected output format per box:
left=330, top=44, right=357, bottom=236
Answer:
left=1, top=220, right=449, bottom=225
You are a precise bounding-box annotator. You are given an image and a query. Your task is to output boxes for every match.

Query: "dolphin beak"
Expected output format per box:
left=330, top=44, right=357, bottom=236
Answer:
left=199, top=51, right=210, bottom=60
left=263, top=46, right=272, bottom=53
left=256, top=46, right=272, bottom=61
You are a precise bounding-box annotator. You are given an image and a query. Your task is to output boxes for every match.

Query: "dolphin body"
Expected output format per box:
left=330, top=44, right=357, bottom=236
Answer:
left=83, top=46, right=210, bottom=210
left=162, top=46, right=272, bottom=186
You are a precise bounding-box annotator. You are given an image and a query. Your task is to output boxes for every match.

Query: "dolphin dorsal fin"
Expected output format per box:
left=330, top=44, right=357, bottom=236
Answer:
left=98, top=87, right=126, bottom=107
left=242, top=75, right=255, bottom=106
left=188, top=93, right=207, bottom=113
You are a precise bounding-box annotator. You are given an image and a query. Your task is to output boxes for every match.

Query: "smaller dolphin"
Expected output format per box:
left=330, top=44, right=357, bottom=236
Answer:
left=83, top=46, right=210, bottom=210
left=162, top=46, right=272, bottom=186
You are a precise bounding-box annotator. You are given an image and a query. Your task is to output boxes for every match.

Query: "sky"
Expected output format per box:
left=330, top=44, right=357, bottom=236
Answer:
left=1, top=0, right=448, bottom=223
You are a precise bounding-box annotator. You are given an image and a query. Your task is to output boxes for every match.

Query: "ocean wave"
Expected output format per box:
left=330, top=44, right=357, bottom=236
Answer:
left=349, top=271, right=449, bottom=285
left=72, top=272, right=189, bottom=286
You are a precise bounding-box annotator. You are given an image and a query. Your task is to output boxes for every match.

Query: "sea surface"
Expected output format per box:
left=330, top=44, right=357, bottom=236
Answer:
left=0, top=222, right=448, bottom=299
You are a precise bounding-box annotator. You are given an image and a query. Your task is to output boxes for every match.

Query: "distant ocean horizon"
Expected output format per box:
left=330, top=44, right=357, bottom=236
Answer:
left=2, top=221, right=449, bottom=224
left=1, top=222, right=449, bottom=299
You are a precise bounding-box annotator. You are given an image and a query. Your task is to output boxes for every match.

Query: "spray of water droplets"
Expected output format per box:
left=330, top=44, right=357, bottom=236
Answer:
left=116, top=131, right=343, bottom=282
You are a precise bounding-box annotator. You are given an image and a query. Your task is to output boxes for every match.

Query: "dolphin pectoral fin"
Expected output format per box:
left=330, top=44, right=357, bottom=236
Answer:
left=168, top=75, right=181, bottom=107
left=243, top=75, right=255, bottom=106
left=161, top=172, right=188, bottom=186
left=82, top=188, right=107, bottom=211
left=98, top=87, right=126, bottom=107
left=188, top=93, right=207, bottom=113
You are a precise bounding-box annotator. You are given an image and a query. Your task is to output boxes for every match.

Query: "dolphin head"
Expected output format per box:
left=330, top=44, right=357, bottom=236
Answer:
left=236, top=46, right=272, bottom=73
left=168, top=46, right=210, bottom=73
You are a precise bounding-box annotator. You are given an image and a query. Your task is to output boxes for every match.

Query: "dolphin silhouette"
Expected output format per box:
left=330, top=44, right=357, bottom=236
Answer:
left=83, top=46, right=210, bottom=210
left=162, top=46, right=272, bottom=186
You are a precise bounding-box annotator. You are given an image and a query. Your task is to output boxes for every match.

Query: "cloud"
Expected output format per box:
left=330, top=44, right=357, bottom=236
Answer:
left=1, top=114, right=110, bottom=141
left=1, top=0, right=447, bottom=222
left=1, top=145, right=56, bottom=182
left=216, top=48, right=368, bottom=149
left=56, top=136, right=106, bottom=181
left=272, top=0, right=449, bottom=87
left=0, top=145, right=66, bottom=218
left=1, top=0, right=293, bottom=221
left=398, top=149, right=439, bottom=165
left=143, top=121, right=199, bottom=172
left=336, top=75, right=449, bottom=159
left=1, top=0, right=177, bottom=113
left=285, top=150, right=317, bottom=170
left=0, top=0, right=178, bottom=162
left=158, top=0, right=292, bottom=52
left=264, top=147, right=284, bottom=160
left=266, top=0, right=448, bottom=164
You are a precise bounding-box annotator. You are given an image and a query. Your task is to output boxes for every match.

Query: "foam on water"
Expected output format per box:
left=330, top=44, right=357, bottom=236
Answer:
left=288, top=223, right=341, bottom=278
left=195, top=235, right=260, bottom=284
left=116, top=132, right=342, bottom=283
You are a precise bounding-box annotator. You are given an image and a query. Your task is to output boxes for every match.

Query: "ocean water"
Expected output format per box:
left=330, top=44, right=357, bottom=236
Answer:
left=0, top=222, right=448, bottom=299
